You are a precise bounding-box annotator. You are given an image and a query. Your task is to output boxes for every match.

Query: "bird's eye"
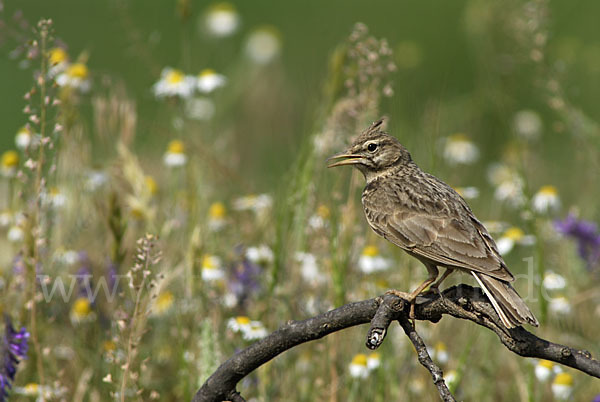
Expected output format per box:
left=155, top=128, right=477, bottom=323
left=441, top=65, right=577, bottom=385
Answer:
left=367, top=143, right=378, bottom=152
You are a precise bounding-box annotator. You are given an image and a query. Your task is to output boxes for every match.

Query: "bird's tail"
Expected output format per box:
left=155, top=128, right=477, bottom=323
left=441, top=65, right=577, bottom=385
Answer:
left=472, top=272, right=539, bottom=328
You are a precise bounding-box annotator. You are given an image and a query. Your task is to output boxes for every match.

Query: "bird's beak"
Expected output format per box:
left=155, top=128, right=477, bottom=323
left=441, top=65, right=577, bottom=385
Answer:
left=326, top=152, right=364, bottom=168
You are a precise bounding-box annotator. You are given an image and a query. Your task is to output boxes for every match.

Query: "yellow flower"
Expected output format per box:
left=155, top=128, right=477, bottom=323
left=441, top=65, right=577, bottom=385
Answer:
left=1, top=150, right=19, bottom=177
left=362, top=245, right=379, bottom=257
left=49, top=47, right=68, bottom=65
left=316, top=204, right=330, bottom=219
left=504, top=227, right=524, bottom=241
left=208, top=202, right=227, bottom=231
left=67, top=63, right=89, bottom=79
left=145, top=175, right=158, bottom=195
left=168, top=69, right=185, bottom=84
left=70, top=297, right=95, bottom=323
left=103, top=340, right=116, bottom=352
left=209, top=202, right=226, bottom=219
left=168, top=140, right=185, bottom=154
left=153, top=291, right=174, bottom=315
left=1, top=150, right=19, bottom=168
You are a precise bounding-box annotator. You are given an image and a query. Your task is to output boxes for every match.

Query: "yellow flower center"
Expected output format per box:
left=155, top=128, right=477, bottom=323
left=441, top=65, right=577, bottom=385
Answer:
left=199, top=68, right=216, bottom=78
left=369, top=352, right=380, bottom=361
left=539, top=185, right=557, bottom=196
left=362, top=245, right=379, bottom=257
left=67, top=63, right=89, bottom=79
left=553, top=372, right=573, bottom=386
left=209, top=202, right=226, bottom=219
left=351, top=353, right=368, bottom=366
left=235, top=316, right=251, bottom=325
left=317, top=204, right=330, bottom=219
left=17, top=126, right=31, bottom=136
left=504, top=227, right=524, bottom=241
left=103, top=340, right=116, bottom=351
left=167, top=140, right=185, bottom=154
left=73, top=297, right=91, bottom=316
left=156, top=291, right=174, bottom=312
left=1, top=150, right=19, bottom=168
left=166, top=69, right=185, bottom=84
left=538, top=359, right=553, bottom=369
left=202, top=255, right=217, bottom=269
left=49, top=47, right=68, bottom=65
left=145, top=176, right=158, bottom=195
left=449, top=133, right=469, bottom=142
left=209, top=2, right=236, bottom=13
left=24, top=383, right=39, bottom=394
left=435, top=341, right=447, bottom=352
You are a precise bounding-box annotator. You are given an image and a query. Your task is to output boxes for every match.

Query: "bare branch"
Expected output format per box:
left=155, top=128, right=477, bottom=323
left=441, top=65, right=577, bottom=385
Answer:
left=193, top=285, right=600, bottom=402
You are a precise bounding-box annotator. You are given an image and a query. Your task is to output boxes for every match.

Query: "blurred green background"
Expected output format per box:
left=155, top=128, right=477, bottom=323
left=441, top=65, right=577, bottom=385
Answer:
left=2, top=0, right=599, bottom=186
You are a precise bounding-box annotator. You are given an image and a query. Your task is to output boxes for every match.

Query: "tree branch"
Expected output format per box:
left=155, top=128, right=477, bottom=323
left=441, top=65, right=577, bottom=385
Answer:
left=193, top=285, right=600, bottom=402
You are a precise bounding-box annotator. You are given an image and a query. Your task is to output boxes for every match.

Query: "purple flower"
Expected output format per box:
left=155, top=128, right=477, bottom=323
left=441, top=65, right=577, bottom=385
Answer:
left=555, top=213, right=600, bottom=270
left=593, top=394, right=600, bottom=402
left=1, top=316, right=29, bottom=401
left=228, top=246, right=262, bottom=307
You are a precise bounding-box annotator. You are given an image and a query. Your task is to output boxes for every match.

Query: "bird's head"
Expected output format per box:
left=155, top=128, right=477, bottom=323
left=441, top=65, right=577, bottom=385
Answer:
left=327, top=119, right=413, bottom=181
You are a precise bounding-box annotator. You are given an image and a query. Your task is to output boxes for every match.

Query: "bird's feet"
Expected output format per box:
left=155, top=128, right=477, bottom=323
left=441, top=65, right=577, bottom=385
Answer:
left=385, top=289, right=417, bottom=323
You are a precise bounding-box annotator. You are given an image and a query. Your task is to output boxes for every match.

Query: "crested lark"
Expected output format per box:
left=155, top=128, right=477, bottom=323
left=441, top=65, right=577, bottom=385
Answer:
left=328, top=120, right=538, bottom=328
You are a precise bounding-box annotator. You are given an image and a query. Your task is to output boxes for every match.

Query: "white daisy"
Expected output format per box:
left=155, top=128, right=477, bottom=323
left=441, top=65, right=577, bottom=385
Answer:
left=513, top=110, right=542, bottom=140
left=349, top=354, right=369, bottom=379
left=152, top=67, right=196, bottom=99
left=358, top=245, right=391, bottom=273
left=185, top=97, right=216, bottom=121
left=56, top=62, right=91, bottom=92
left=246, top=245, right=274, bottom=265
left=232, top=194, right=273, bottom=213
left=442, top=134, right=479, bottom=165
left=163, top=140, right=187, bottom=167
left=496, top=227, right=536, bottom=255
left=366, top=352, right=381, bottom=370
left=532, top=185, right=560, bottom=213
left=542, top=271, right=567, bottom=291
left=549, top=296, right=571, bottom=315
left=454, top=186, right=479, bottom=200
left=202, top=2, right=240, bottom=37
left=296, top=252, right=325, bottom=284
left=535, top=359, right=554, bottom=382
left=197, top=69, right=226, bottom=93
left=551, top=373, right=573, bottom=400
left=245, top=26, right=282, bottom=65
left=243, top=321, right=268, bottom=340
left=201, top=255, right=225, bottom=282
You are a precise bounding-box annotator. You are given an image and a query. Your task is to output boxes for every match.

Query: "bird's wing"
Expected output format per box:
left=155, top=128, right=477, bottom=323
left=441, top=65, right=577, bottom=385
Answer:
left=363, top=183, right=514, bottom=282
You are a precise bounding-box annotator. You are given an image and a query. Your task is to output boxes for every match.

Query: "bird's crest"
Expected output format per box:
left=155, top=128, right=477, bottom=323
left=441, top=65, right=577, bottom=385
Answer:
left=363, top=118, right=385, bottom=137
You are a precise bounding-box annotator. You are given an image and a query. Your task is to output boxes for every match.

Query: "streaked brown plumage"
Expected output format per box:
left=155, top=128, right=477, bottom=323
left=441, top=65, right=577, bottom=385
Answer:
left=327, top=120, right=538, bottom=328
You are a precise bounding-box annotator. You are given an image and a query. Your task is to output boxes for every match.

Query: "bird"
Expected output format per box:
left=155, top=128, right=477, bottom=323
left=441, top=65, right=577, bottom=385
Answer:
left=327, top=119, right=538, bottom=328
